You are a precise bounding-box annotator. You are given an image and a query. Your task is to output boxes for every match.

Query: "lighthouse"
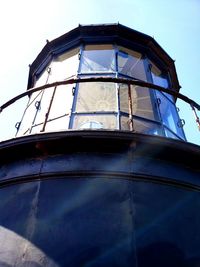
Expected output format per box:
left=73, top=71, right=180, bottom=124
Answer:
left=0, top=24, right=200, bottom=266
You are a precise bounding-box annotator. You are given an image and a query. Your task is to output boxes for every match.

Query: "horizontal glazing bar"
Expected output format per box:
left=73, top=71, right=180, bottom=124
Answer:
left=72, top=111, right=118, bottom=115
left=78, top=71, right=117, bottom=75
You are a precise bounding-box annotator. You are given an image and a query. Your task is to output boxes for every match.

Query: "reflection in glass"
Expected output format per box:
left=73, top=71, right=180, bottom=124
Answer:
left=118, top=47, right=147, bottom=81
left=71, top=114, right=117, bottom=130
left=80, top=45, right=115, bottom=72
left=79, top=121, right=103, bottom=129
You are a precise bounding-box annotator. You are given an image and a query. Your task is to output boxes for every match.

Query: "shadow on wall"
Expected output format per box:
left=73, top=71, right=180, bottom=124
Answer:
left=0, top=262, right=43, bottom=267
left=138, top=241, right=200, bottom=267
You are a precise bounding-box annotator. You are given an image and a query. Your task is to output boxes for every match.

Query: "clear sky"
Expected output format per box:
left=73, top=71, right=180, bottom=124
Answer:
left=0, top=0, right=200, bottom=144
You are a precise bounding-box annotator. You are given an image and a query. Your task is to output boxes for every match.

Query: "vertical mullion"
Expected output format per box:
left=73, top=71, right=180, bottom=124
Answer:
left=69, top=45, right=83, bottom=129
left=128, top=83, right=135, bottom=131
left=115, top=45, right=121, bottom=130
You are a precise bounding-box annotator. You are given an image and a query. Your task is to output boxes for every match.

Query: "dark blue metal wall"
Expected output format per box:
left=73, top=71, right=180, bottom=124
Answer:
left=0, top=131, right=200, bottom=266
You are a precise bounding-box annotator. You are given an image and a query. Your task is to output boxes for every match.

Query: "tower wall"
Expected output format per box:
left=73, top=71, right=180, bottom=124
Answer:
left=0, top=131, right=200, bottom=266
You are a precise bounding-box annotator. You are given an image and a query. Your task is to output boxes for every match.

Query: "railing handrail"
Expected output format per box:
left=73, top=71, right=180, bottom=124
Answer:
left=0, top=76, right=200, bottom=113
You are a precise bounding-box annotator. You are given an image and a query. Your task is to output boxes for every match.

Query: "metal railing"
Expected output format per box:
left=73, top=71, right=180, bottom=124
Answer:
left=0, top=76, right=200, bottom=138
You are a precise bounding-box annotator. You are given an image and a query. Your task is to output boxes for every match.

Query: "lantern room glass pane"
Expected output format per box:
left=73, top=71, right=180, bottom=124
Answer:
left=33, top=86, right=55, bottom=125
left=157, top=92, right=185, bottom=139
left=17, top=90, right=44, bottom=135
left=45, top=116, right=70, bottom=132
left=31, top=123, right=43, bottom=134
left=48, top=85, right=74, bottom=120
left=121, top=115, right=162, bottom=135
left=150, top=61, right=169, bottom=88
left=35, top=48, right=79, bottom=87
left=35, top=67, right=51, bottom=87
left=118, top=47, right=147, bottom=81
left=120, top=116, right=131, bottom=131
left=164, top=128, right=181, bottom=140
left=80, top=45, right=115, bottom=73
left=119, top=84, right=156, bottom=121
left=18, top=84, right=74, bottom=135
left=53, top=48, right=79, bottom=80
left=75, top=82, right=117, bottom=112
left=71, top=114, right=117, bottom=130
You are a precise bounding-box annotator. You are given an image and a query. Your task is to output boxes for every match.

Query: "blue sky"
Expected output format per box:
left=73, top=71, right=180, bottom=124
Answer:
left=0, top=0, right=200, bottom=144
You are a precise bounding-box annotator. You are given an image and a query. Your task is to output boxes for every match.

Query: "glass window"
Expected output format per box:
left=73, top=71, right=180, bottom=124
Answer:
left=48, top=85, right=74, bottom=120
left=35, top=48, right=79, bottom=87
left=53, top=48, right=79, bottom=80
left=157, top=92, right=185, bottom=139
left=33, top=86, right=55, bottom=126
left=71, top=114, right=117, bottom=130
left=17, top=90, right=44, bottom=135
left=118, top=47, right=147, bottom=81
left=74, top=82, right=117, bottom=112
left=18, top=84, right=73, bottom=135
left=119, top=84, right=156, bottom=121
left=120, top=115, right=131, bottom=131
left=121, top=115, right=162, bottom=135
left=164, top=128, right=181, bottom=140
left=30, top=123, right=43, bottom=134
left=150, top=61, right=169, bottom=88
left=80, top=45, right=115, bottom=73
left=35, top=65, right=52, bottom=87
left=1, top=96, right=29, bottom=139
left=45, top=115, right=70, bottom=132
